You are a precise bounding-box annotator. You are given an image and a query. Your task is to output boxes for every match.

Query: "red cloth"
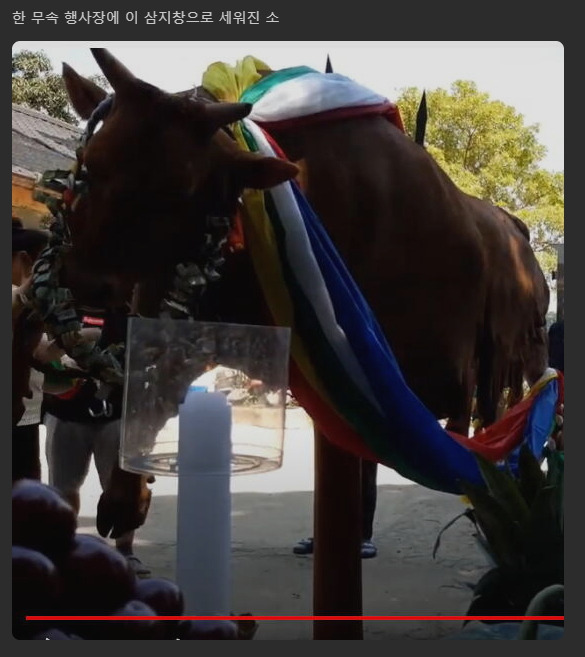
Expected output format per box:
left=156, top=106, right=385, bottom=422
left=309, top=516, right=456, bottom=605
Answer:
left=227, top=209, right=246, bottom=252
left=289, top=359, right=382, bottom=463
left=447, top=371, right=563, bottom=462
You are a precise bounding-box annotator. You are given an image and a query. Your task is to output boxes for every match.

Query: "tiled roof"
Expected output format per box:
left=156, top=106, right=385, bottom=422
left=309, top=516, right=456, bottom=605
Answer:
left=12, top=103, right=82, bottom=178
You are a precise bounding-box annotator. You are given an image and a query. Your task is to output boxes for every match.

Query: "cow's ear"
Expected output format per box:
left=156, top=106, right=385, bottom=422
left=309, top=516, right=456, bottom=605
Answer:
left=235, top=153, right=299, bottom=190
left=62, top=62, right=108, bottom=119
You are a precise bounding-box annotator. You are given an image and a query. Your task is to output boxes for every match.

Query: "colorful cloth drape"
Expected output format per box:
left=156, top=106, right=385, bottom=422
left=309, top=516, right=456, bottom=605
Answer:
left=202, top=58, right=561, bottom=494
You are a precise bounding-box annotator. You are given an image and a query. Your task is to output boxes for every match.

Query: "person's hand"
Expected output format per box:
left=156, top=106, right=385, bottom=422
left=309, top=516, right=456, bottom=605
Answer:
left=96, top=467, right=152, bottom=539
left=33, top=335, right=65, bottom=364
left=79, top=327, right=102, bottom=343
left=12, top=276, right=34, bottom=326
left=60, top=354, right=81, bottom=369
left=17, top=272, right=33, bottom=298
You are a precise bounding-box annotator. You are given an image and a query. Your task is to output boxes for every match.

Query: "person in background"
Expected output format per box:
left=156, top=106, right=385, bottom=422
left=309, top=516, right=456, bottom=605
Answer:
left=12, top=219, right=62, bottom=481
left=12, top=219, right=47, bottom=331
left=43, top=308, right=152, bottom=577
left=547, top=318, right=564, bottom=451
left=293, top=458, right=378, bottom=559
left=548, top=319, right=564, bottom=373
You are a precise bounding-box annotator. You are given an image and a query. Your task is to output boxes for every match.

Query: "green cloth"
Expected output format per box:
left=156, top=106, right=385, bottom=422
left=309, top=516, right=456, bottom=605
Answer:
left=240, top=66, right=316, bottom=104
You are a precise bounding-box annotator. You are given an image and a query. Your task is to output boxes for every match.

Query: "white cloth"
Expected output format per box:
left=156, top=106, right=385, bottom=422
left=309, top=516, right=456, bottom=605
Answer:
left=241, top=119, right=382, bottom=414
left=248, top=72, right=389, bottom=124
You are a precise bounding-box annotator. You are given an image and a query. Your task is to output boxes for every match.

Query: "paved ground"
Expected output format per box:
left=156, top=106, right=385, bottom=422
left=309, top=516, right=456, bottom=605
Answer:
left=39, top=409, right=490, bottom=640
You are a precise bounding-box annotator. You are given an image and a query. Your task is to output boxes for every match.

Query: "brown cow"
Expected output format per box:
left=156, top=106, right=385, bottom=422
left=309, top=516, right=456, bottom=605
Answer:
left=469, top=204, right=550, bottom=425
left=37, top=49, right=549, bottom=535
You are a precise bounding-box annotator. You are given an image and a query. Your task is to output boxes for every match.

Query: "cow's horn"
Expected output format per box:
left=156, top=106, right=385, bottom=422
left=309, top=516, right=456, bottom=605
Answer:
left=204, top=102, right=253, bottom=131
left=90, top=48, right=139, bottom=95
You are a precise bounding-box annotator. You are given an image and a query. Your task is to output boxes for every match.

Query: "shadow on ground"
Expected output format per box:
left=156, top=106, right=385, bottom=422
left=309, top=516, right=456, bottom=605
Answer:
left=79, top=483, right=489, bottom=639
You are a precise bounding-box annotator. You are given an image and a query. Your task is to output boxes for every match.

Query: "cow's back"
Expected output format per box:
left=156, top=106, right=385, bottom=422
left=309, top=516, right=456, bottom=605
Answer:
left=271, top=117, right=489, bottom=421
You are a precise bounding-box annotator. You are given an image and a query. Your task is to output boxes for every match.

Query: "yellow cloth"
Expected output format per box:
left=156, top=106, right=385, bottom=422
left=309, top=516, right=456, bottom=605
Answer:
left=201, top=56, right=271, bottom=103
left=527, top=367, right=559, bottom=397
left=237, top=150, right=333, bottom=409
left=203, top=56, right=350, bottom=426
left=203, top=56, right=337, bottom=413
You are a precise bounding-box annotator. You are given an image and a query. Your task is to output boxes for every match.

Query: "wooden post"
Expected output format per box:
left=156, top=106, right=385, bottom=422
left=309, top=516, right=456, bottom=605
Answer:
left=312, top=429, right=363, bottom=639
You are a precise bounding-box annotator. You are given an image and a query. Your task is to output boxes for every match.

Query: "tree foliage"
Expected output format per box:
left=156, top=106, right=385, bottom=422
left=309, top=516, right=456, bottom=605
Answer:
left=397, top=81, right=564, bottom=275
left=12, top=50, right=78, bottom=124
left=12, top=49, right=110, bottom=126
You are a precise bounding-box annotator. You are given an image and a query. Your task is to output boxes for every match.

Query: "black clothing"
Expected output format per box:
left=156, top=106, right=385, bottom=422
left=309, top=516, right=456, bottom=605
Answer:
left=548, top=320, right=564, bottom=373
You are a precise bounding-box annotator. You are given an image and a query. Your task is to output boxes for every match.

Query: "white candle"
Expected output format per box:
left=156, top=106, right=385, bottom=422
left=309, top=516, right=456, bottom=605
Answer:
left=176, top=390, right=232, bottom=615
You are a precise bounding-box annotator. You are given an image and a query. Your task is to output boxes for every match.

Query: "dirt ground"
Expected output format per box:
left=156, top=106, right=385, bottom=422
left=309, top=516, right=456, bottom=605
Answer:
left=39, top=409, right=491, bottom=640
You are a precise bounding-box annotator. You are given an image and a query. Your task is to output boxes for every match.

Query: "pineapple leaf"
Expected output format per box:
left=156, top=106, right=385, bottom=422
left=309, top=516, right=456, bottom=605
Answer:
left=521, top=485, right=564, bottom=578
left=432, top=508, right=474, bottom=559
left=474, top=453, right=530, bottom=525
left=459, top=479, right=523, bottom=570
left=518, top=444, right=546, bottom=506
left=545, top=450, right=564, bottom=533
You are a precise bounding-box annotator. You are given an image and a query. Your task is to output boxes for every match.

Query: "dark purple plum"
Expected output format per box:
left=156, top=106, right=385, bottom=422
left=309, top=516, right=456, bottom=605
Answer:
left=12, top=545, right=62, bottom=638
left=12, top=480, right=76, bottom=562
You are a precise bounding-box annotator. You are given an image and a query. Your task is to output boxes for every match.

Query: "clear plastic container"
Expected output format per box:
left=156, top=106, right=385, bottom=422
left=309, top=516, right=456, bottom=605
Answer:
left=120, top=317, right=291, bottom=476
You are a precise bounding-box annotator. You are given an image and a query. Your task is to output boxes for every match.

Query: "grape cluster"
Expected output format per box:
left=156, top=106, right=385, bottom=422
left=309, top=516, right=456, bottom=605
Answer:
left=12, top=479, right=244, bottom=640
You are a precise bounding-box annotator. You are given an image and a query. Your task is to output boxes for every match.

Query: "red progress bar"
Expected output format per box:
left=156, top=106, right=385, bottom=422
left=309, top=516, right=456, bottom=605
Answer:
left=27, top=615, right=565, bottom=621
